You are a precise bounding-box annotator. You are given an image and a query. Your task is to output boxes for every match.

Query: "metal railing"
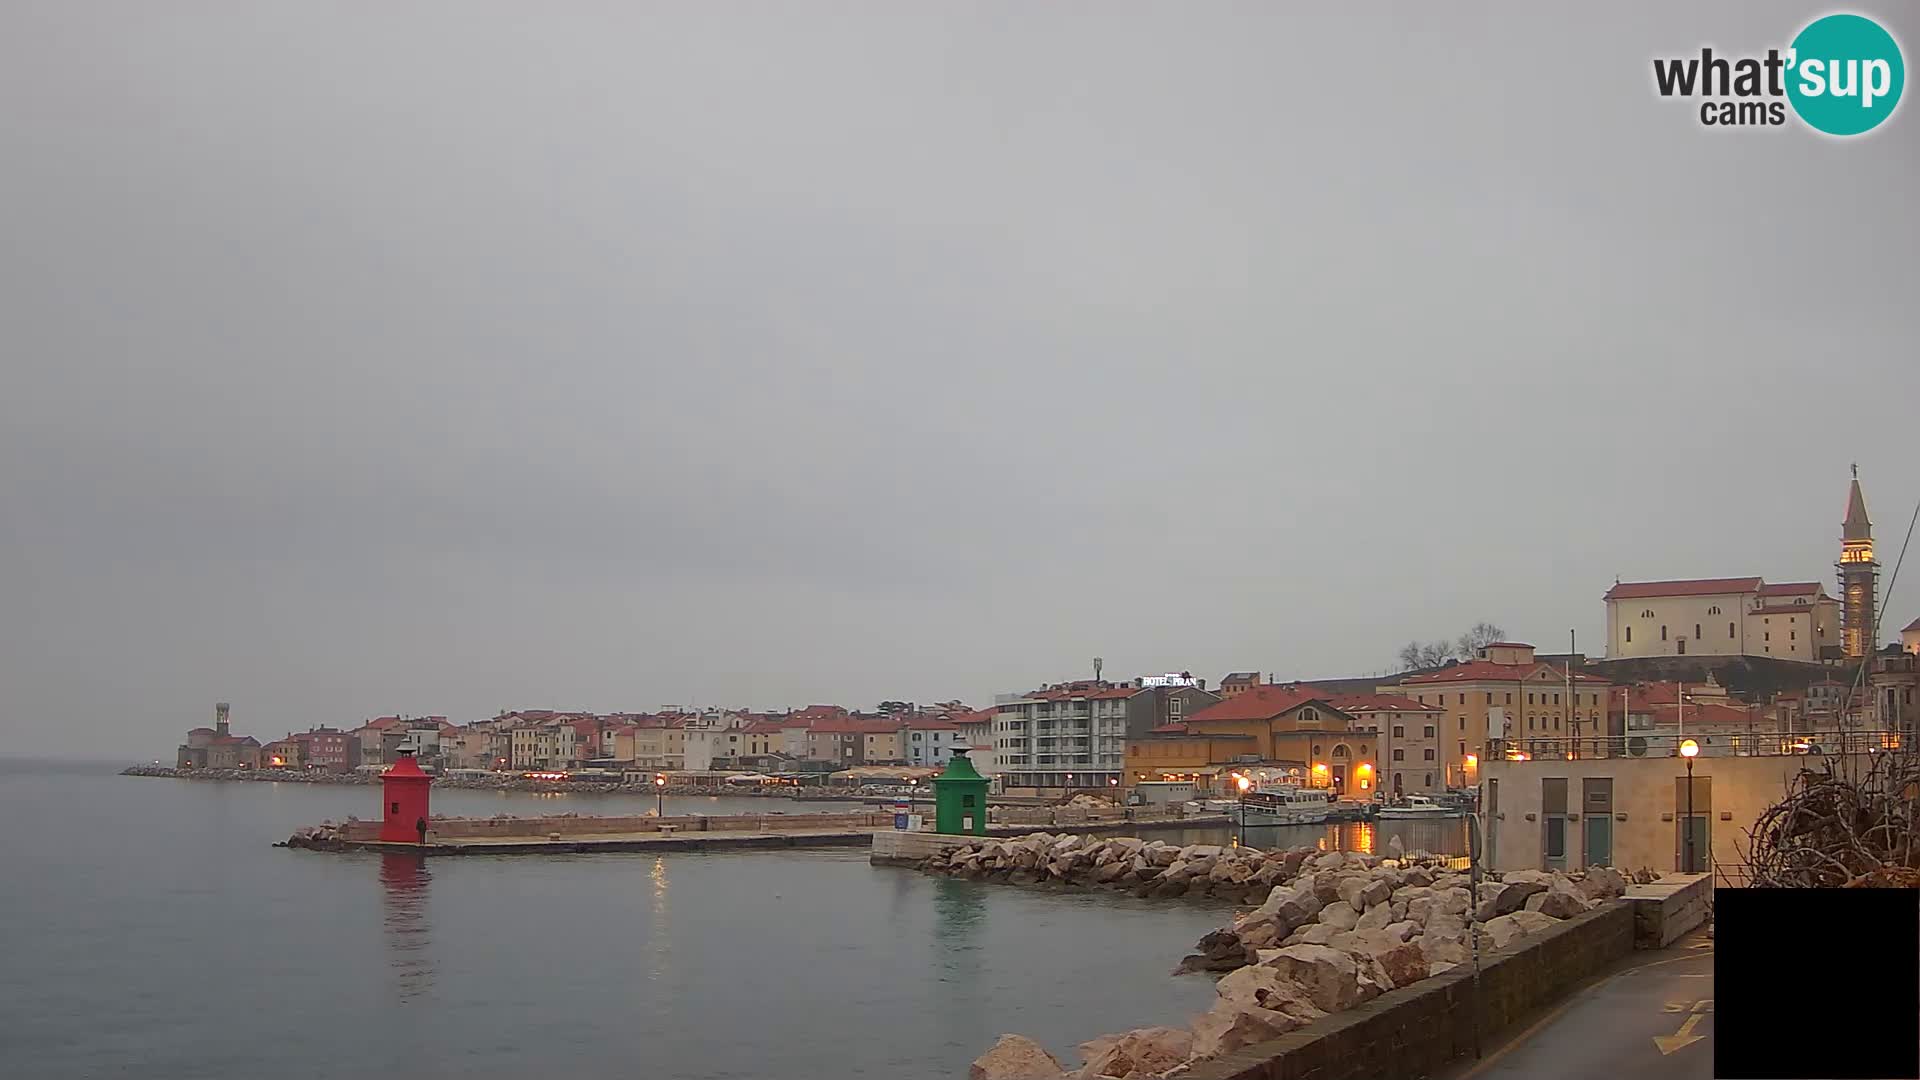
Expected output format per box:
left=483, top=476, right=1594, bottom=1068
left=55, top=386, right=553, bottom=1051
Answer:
left=1489, top=728, right=1903, bottom=760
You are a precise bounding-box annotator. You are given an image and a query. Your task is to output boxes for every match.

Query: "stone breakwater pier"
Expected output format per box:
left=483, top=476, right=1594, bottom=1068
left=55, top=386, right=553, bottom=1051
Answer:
left=282, top=810, right=1229, bottom=856
left=947, top=834, right=1709, bottom=1080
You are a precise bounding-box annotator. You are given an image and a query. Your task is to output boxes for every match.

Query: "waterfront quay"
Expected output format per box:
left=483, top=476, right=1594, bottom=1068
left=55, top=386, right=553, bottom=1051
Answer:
left=284, top=806, right=1231, bottom=857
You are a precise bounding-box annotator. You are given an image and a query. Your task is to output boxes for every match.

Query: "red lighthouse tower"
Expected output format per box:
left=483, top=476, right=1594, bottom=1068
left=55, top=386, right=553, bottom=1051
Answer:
left=378, top=749, right=434, bottom=844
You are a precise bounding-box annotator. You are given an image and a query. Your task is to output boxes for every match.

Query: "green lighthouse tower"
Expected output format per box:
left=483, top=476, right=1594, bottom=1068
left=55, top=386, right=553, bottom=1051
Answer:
left=932, top=748, right=990, bottom=836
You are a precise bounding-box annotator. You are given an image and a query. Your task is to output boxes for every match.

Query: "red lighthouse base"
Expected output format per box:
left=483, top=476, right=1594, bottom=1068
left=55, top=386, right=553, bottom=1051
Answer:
left=378, top=751, right=433, bottom=843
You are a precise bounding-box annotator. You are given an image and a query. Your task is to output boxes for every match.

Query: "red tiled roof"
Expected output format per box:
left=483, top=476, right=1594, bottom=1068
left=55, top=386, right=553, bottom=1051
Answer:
left=1643, top=701, right=1758, bottom=726
left=947, top=709, right=996, bottom=726
left=1402, top=660, right=1607, bottom=685
left=1604, top=577, right=1762, bottom=600
left=1324, top=693, right=1442, bottom=714
left=1148, top=723, right=1190, bottom=734
left=1758, top=582, right=1824, bottom=597
left=809, top=717, right=904, bottom=735
left=1019, top=682, right=1134, bottom=701
left=1185, top=686, right=1331, bottom=723
left=742, top=721, right=786, bottom=735
left=899, top=716, right=961, bottom=731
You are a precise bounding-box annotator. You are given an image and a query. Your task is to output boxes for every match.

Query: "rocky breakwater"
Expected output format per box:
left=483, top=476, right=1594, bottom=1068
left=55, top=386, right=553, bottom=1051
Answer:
left=924, top=833, right=1312, bottom=906
left=279, top=822, right=352, bottom=850
left=969, top=851, right=1633, bottom=1080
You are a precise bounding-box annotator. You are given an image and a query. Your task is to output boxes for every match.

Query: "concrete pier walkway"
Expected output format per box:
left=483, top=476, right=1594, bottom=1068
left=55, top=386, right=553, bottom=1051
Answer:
left=1441, top=932, right=1714, bottom=1080
left=348, top=827, right=879, bottom=855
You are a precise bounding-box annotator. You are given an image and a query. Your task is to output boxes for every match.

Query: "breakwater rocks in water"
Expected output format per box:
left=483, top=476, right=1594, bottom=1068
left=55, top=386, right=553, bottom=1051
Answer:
left=280, top=823, right=351, bottom=851
left=119, top=765, right=891, bottom=800
left=923, top=833, right=1326, bottom=906
left=970, top=854, right=1634, bottom=1080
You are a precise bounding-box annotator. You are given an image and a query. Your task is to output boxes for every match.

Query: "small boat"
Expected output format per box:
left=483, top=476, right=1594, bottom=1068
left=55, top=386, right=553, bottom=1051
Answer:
left=1185, top=798, right=1241, bottom=816
left=1234, top=786, right=1334, bottom=826
left=1376, top=794, right=1464, bottom=820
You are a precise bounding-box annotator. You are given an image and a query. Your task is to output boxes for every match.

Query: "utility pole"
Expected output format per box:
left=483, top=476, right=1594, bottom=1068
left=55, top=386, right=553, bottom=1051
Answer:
left=1566, top=629, right=1576, bottom=758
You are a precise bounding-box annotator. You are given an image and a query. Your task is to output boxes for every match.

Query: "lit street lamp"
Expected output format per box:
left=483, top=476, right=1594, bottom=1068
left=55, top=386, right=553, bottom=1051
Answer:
left=1235, top=773, right=1252, bottom=847
left=654, top=773, right=667, bottom=818
left=1679, top=739, right=1699, bottom=873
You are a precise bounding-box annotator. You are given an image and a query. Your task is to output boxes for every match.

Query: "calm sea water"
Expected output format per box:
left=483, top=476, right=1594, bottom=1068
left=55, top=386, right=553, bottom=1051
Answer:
left=2, top=760, right=1466, bottom=1079
left=2, top=760, right=1215, bottom=1079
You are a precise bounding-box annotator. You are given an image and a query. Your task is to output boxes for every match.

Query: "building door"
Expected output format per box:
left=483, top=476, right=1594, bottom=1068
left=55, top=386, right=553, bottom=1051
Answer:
left=1581, top=778, right=1614, bottom=870
left=1542, top=777, right=1568, bottom=872
left=1675, top=774, right=1711, bottom=873
left=1584, top=815, right=1612, bottom=868
left=1677, top=638, right=1687, bottom=655
left=1545, top=815, right=1568, bottom=872
left=1679, top=816, right=1709, bottom=872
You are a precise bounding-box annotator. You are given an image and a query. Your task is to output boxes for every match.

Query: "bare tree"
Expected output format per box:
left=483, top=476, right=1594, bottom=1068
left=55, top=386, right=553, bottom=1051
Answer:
left=1455, top=622, right=1507, bottom=660
left=1397, top=640, right=1456, bottom=672
left=1397, top=622, right=1507, bottom=672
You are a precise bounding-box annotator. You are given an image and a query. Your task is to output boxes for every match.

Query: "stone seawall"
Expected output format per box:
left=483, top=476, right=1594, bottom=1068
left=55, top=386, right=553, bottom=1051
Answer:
left=1185, top=902, right=1636, bottom=1080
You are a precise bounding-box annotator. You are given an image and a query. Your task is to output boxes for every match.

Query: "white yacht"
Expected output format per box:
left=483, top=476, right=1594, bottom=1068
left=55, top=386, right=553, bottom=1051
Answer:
left=1376, top=794, right=1463, bottom=820
left=1234, top=786, right=1334, bottom=826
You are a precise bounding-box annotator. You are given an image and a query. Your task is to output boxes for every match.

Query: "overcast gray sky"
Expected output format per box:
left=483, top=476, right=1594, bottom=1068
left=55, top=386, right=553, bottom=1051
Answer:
left=3, top=3, right=1916, bottom=756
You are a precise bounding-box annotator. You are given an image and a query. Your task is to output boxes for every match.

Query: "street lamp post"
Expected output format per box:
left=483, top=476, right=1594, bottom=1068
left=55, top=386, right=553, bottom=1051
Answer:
left=654, top=773, right=667, bottom=818
left=1235, top=773, right=1251, bottom=847
left=1679, top=739, right=1699, bottom=873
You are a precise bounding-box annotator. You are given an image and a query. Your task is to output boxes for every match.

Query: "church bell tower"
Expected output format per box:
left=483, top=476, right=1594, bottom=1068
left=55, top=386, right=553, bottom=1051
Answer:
left=1838, top=466, right=1879, bottom=658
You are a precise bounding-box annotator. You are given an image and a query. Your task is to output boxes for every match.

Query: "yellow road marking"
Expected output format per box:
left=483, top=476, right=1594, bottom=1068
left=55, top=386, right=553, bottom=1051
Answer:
left=1655, top=1012, right=1707, bottom=1055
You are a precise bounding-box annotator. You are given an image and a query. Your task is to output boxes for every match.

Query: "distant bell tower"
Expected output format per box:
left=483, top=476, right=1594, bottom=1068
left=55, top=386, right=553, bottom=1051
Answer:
left=1838, top=465, right=1879, bottom=658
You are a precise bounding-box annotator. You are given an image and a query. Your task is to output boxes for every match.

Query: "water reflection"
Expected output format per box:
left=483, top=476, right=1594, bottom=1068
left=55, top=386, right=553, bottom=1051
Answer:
left=378, top=853, right=434, bottom=1003
left=931, top=877, right=988, bottom=1050
left=1235, top=819, right=1469, bottom=857
left=646, top=856, right=673, bottom=985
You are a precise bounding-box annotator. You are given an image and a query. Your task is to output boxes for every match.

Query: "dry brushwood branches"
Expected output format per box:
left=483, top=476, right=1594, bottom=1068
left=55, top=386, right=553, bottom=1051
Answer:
left=1742, top=751, right=1920, bottom=888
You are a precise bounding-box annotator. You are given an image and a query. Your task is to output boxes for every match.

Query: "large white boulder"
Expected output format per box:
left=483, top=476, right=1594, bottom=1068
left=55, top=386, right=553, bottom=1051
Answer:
left=970, top=1035, right=1067, bottom=1080
left=1078, top=1026, right=1193, bottom=1079
left=1261, top=943, right=1370, bottom=1013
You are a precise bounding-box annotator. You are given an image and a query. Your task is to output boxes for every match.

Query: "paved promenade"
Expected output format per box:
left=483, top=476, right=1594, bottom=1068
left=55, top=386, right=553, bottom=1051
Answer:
left=1443, top=931, right=1714, bottom=1080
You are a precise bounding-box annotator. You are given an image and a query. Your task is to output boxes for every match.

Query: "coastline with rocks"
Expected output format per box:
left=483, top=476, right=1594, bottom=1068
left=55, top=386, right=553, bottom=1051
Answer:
left=953, top=834, right=1643, bottom=1079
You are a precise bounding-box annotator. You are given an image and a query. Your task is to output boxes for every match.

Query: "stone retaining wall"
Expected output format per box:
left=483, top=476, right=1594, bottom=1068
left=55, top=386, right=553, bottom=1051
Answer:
left=1624, top=873, right=1712, bottom=948
left=1184, top=902, right=1636, bottom=1080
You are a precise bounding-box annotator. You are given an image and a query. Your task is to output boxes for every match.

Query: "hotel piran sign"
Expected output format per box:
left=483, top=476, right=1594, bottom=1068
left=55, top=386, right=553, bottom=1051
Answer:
left=1140, top=674, right=1200, bottom=688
